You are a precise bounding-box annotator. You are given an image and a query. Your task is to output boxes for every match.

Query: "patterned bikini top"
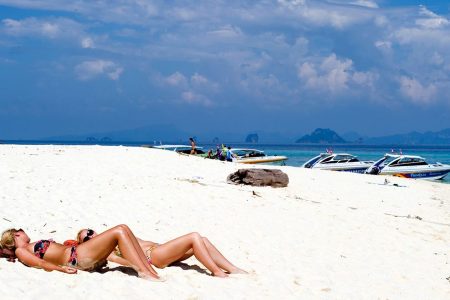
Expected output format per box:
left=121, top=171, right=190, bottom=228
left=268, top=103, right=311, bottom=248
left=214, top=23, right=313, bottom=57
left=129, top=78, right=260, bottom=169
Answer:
left=33, top=239, right=54, bottom=259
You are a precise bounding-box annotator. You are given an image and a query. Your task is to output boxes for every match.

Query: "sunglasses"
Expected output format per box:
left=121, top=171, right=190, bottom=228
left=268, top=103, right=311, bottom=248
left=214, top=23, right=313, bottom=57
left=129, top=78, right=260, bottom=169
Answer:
left=83, top=229, right=95, bottom=242
left=16, top=228, right=24, bottom=233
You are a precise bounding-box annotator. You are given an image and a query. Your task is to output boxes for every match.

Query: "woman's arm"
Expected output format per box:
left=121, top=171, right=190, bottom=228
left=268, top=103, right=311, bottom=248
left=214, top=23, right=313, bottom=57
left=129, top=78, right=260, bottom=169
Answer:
left=15, top=248, right=77, bottom=274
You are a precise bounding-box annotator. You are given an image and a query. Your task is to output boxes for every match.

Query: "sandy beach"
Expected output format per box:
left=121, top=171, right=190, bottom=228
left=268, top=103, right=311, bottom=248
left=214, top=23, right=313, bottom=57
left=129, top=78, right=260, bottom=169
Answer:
left=0, top=144, right=449, bottom=299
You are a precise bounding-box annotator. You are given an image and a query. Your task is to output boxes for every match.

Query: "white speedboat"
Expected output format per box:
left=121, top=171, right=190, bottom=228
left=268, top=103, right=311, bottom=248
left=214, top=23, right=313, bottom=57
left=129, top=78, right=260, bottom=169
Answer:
left=229, top=149, right=287, bottom=164
left=151, top=144, right=206, bottom=154
left=365, top=154, right=450, bottom=180
left=302, top=153, right=373, bottom=173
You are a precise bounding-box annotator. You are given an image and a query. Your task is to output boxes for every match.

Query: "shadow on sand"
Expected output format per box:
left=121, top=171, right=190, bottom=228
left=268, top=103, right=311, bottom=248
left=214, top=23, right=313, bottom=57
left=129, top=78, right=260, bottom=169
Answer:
left=92, top=262, right=209, bottom=277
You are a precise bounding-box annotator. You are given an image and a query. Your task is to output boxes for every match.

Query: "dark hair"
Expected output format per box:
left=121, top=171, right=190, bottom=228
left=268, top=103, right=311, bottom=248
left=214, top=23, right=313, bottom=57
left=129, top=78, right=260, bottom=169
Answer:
left=0, top=247, right=16, bottom=262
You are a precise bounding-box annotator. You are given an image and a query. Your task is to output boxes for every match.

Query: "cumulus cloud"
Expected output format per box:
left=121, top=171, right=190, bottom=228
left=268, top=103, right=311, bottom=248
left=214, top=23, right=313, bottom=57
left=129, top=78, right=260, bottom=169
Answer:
left=399, top=76, right=437, bottom=104
left=165, top=72, right=188, bottom=87
left=158, top=71, right=217, bottom=106
left=181, top=91, right=212, bottom=106
left=298, top=54, right=375, bottom=93
left=81, top=37, right=94, bottom=48
left=191, top=73, right=208, bottom=85
left=75, top=60, right=123, bottom=81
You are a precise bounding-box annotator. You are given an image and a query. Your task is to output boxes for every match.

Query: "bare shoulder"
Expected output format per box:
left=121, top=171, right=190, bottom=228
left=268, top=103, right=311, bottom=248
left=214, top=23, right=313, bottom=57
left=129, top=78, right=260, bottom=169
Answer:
left=15, top=247, right=39, bottom=266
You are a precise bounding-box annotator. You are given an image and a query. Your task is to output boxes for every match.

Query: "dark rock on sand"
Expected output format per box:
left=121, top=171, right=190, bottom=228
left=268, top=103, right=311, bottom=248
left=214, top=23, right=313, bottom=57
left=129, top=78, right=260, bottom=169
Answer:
left=227, top=169, right=289, bottom=188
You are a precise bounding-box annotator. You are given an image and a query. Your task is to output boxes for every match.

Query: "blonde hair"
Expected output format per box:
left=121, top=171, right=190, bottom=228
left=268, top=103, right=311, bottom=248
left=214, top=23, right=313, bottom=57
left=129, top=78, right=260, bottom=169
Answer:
left=76, top=229, right=85, bottom=244
left=0, top=229, right=17, bottom=250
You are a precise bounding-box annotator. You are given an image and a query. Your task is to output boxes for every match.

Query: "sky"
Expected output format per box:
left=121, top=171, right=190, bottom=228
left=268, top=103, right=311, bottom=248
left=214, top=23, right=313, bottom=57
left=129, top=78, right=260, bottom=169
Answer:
left=0, top=0, right=450, bottom=140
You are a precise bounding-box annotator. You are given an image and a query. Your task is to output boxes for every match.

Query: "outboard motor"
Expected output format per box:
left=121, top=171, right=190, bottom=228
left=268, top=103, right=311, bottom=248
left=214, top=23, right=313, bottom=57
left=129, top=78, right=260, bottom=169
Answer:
left=365, top=156, right=388, bottom=175
left=366, top=165, right=381, bottom=175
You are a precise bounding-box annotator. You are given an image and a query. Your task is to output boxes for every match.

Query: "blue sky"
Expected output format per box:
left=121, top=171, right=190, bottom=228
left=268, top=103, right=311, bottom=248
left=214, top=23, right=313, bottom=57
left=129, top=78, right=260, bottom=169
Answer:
left=0, top=0, right=450, bottom=140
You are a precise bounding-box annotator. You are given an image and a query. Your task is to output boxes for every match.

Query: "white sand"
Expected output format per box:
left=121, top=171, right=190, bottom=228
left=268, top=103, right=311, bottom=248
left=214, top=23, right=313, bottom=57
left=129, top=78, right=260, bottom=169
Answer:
left=0, top=144, right=449, bottom=299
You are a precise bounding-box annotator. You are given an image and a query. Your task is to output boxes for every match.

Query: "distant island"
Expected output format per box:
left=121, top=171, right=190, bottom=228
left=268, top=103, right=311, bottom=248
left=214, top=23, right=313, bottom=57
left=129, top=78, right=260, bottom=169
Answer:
left=296, top=128, right=346, bottom=144
left=245, top=133, right=259, bottom=143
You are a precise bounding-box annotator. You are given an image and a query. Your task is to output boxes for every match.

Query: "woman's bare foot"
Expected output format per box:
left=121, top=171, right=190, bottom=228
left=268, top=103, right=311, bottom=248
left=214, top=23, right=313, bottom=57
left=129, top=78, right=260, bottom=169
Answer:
left=213, top=270, right=228, bottom=278
left=229, top=267, right=248, bottom=274
left=139, top=272, right=164, bottom=282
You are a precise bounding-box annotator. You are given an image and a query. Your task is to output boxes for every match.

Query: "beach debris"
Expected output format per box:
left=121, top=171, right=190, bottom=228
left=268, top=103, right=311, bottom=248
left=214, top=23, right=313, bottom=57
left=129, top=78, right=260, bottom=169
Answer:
left=227, top=169, right=289, bottom=188
left=384, top=213, right=423, bottom=220
left=175, top=177, right=207, bottom=186
left=252, top=191, right=262, bottom=197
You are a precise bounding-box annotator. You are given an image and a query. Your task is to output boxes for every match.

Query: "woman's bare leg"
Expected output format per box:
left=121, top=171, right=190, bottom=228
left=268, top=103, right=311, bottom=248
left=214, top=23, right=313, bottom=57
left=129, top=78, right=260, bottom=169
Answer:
left=151, top=232, right=227, bottom=277
left=201, top=237, right=246, bottom=274
left=118, top=225, right=159, bottom=277
left=76, top=225, right=159, bottom=279
left=168, top=238, right=245, bottom=273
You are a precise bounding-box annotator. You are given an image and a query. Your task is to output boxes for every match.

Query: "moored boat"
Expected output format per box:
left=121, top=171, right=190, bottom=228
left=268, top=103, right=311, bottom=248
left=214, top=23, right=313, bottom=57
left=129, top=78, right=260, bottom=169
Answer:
left=151, top=144, right=206, bottom=154
left=302, top=153, right=373, bottom=173
left=365, top=154, right=450, bottom=180
left=229, top=148, right=288, bottom=164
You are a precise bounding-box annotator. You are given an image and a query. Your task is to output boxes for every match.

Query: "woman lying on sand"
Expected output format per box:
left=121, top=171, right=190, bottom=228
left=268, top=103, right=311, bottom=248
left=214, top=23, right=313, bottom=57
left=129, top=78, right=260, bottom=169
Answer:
left=0, top=225, right=160, bottom=280
left=77, top=228, right=246, bottom=278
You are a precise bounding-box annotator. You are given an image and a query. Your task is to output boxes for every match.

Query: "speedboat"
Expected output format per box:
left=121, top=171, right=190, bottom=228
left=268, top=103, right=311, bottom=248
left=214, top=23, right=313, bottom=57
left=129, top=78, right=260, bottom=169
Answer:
left=151, top=144, right=206, bottom=155
left=365, top=154, right=450, bottom=180
left=229, top=149, right=287, bottom=164
left=302, top=153, right=373, bottom=173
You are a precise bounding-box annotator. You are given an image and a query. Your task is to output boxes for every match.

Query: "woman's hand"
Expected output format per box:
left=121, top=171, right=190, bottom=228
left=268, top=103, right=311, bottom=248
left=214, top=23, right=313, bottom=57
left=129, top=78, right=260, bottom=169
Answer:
left=62, top=266, right=78, bottom=274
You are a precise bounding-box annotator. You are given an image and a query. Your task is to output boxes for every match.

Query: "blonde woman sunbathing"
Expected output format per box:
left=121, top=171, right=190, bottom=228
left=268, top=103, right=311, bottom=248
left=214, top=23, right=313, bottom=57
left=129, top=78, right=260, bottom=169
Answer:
left=1, top=225, right=160, bottom=280
left=77, top=228, right=246, bottom=277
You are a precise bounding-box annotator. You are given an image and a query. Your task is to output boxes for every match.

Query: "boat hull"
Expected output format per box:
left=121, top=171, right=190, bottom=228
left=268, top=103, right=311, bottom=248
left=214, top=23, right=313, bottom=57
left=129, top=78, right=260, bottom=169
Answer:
left=314, top=167, right=370, bottom=174
left=382, top=170, right=450, bottom=180
left=235, top=156, right=288, bottom=164
left=311, top=162, right=373, bottom=173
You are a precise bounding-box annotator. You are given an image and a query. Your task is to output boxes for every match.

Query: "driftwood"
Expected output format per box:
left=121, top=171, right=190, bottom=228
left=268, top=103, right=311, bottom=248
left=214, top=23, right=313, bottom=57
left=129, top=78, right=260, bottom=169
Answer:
left=227, top=169, right=289, bottom=188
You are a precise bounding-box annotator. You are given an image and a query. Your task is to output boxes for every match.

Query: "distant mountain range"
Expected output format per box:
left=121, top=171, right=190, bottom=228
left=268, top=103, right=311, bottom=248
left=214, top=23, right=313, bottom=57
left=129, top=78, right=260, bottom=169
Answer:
left=363, top=128, right=450, bottom=145
left=295, top=128, right=450, bottom=145
left=43, top=125, right=450, bottom=145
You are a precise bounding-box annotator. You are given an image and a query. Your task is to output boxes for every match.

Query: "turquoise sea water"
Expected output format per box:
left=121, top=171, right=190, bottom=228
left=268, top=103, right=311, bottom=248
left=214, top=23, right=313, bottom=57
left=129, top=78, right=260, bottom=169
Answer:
left=3, top=141, right=450, bottom=183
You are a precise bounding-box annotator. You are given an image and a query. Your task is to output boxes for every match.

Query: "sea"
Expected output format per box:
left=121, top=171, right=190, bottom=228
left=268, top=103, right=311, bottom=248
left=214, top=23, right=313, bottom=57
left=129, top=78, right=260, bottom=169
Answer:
left=3, top=140, right=450, bottom=184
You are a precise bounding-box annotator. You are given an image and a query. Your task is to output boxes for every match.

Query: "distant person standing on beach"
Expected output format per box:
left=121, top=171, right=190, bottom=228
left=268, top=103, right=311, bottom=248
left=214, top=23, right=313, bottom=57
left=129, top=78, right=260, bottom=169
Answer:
left=226, top=146, right=234, bottom=162
left=189, top=137, right=196, bottom=154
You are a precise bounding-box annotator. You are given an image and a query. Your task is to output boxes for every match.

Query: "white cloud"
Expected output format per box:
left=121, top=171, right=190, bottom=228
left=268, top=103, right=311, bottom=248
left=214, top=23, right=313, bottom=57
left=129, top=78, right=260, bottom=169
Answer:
left=191, top=73, right=208, bottom=85
left=207, top=25, right=243, bottom=39
left=277, top=0, right=373, bottom=29
left=351, top=1, right=378, bottom=9
left=298, top=54, right=376, bottom=93
left=2, top=17, right=83, bottom=39
left=81, top=37, right=94, bottom=48
left=374, top=15, right=388, bottom=27
left=181, top=91, right=212, bottom=106
left=165, top=72, right=188, bottom=87
left=416, top=6, right=449, bottom=29
left=399, top=76, right=437, bottom=104
left=75, top=60, right=123, bottom=81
